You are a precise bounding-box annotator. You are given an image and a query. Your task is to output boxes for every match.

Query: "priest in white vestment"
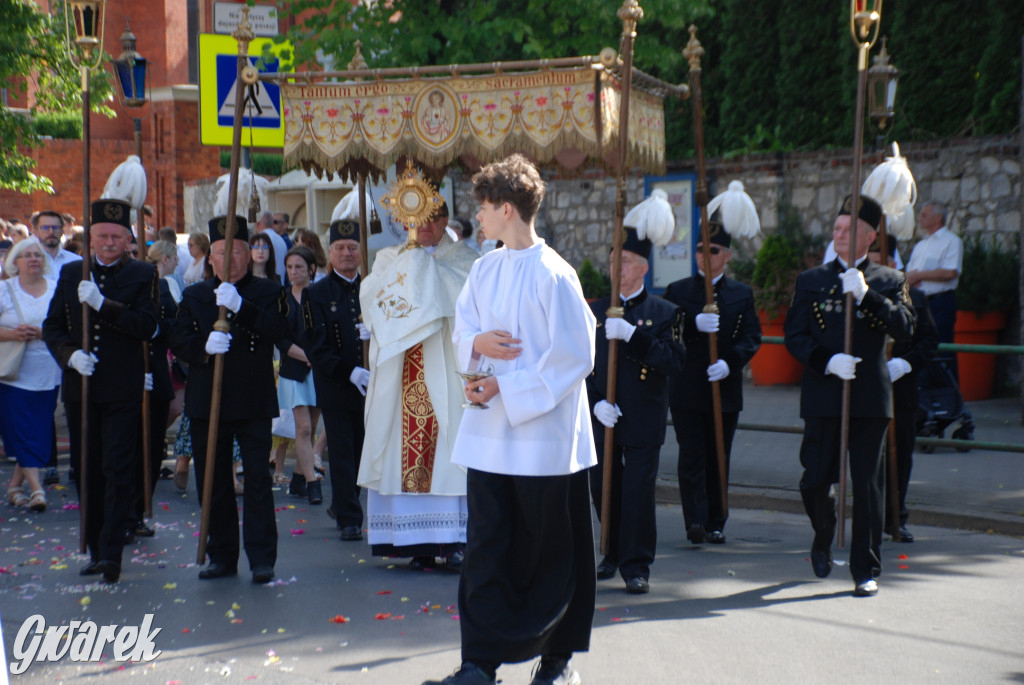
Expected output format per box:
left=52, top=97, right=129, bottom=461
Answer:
left=358, top=199, right=478, bottom=569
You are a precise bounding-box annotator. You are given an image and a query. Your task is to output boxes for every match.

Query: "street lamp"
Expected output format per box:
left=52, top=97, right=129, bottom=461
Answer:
left=63, top=0, right=107, bottom=555
left=867, top=37, right=899, bottom=132
left=113, top=19, right=149, bottom=108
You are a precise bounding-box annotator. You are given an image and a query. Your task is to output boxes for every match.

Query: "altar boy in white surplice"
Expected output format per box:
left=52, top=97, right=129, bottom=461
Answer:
left=423, top=154, right=597, bottom=685
left=358, top=197, right=478, bottom=571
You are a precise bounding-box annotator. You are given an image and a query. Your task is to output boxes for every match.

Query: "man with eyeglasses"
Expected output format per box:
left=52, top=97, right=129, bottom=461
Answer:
left=272, top=212, right=293, bottom=251
left=663, top=218, right=761, bottom=547
left=31, top=210, right=82, bottom=282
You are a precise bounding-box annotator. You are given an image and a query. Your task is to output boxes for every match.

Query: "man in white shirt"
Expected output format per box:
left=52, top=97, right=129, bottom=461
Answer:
left=31, top=210, right=82, bottom=282
left=425, top=155, right=596, bottom=685
left=905, top=201, right=961, bottom=343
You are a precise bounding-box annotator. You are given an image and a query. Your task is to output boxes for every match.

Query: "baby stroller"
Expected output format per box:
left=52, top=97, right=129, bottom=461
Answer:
left=916, top=355, right=975, bottom=453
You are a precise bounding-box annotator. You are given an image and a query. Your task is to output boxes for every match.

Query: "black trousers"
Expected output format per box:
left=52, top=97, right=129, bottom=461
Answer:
left=589, top=443, right=659, bottom=580
left=459, top=468, right=594, bottom=664
left=799, top=416, right=887, bottom=583
left=65, top=401, right=139, bottom=564
left=672, top=406, right=739, bottom=533
left=191, top=417, right=277, bottom=570
left=134, top=397, right=170, bottom=522
left=887, top=406, right=917, bottom=529
left=321, top=406, right=364, bottom=529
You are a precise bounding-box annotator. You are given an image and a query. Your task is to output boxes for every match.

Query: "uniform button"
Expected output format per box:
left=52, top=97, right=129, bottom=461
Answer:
left=94, top=324, right=100, bottom=330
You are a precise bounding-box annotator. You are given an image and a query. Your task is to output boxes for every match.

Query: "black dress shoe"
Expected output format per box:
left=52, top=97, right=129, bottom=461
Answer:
left=135, top=522, right=155, bottom=537
left=98, top=560, right=120, bottom=583
left=596, top=557, right=617, bottom=580
left=198, top=562, right=238, bottom=580
left=810, top=545, right=833, bottom=578
left=409, top=555, right=437, bottom=571
left=686, top=524, right=706, bottom=544
left=854, top=579, right=879, bottom=596
left=43, top=468, right=60, bottom=485
left=80, top=560, right=103, bottom=576
left=625, top=576, right=650, bottom=594
left=339, top=525, right=363, bottom=541
left=706, top=530, right=726, bottom=544
left=891, top=526, right=914, bottom=543
left=306, top=479, right=323, bottom=505
left=423, top=662, right=496, bottom=685
left=252, top=566, right=275, bottom=584
left=442, top=549, right=465, bottom=572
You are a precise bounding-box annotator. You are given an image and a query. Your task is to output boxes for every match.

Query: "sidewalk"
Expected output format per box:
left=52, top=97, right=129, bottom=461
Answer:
left=655, top=383, right=1024, bottom=537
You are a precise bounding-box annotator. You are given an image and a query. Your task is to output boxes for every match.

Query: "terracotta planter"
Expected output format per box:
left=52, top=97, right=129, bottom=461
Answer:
left=954, top=310, right=1007, bottom=401
left=750, top=309, right=803, bottom=386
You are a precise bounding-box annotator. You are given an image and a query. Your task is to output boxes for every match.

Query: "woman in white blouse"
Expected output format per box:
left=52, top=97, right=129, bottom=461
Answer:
left=0, top=238, right=62, bottom=512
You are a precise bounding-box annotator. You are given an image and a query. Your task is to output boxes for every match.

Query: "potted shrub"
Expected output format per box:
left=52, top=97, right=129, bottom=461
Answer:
left=744, top=200, right=823, bottom=385
left=578, top=258, right=610, bottom=302
left=953, top=233, right=1020, bottom=400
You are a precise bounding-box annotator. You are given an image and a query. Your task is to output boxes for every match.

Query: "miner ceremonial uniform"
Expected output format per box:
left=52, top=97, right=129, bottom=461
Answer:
left=169, top=216, right=289, bottom=581
left=663, top=270, right=760, bottom=541
left=784, top=196, right=915, bottom=591
left=42, top=198, right=159, bottom=582
left=587, top=229, right=684, bottom=589
left=304, top=219, right=366, bottom=539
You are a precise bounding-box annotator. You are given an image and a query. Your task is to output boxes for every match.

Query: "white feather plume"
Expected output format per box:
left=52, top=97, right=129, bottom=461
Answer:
left=213, top=169, right=269, bottom=217
left=705, top=180, right=760, bottom=238
left=101, top=155, right=147, bottom=209
left=623, top=188, right=674, bottom=247
left=331, top=187, right=371, bottom=222
left=886, top=205, right=916, bottom=241
left=862, top=142, right=917, bottom=219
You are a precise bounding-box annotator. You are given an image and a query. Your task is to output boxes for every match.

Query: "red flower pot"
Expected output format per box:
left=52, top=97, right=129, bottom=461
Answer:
left=954, top=310, right=1007, bottom=401
left=750, top=309, right=803, bottom=386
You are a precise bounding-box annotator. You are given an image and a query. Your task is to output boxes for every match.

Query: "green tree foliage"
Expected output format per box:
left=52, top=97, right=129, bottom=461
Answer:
left=276, top=0, right=1018, bottom=160
left=1, top=0, right=113, bottom=193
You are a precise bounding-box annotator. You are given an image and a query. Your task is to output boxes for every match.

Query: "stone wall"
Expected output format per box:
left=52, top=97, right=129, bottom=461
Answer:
left=448, top=134, right=1020, bottom=269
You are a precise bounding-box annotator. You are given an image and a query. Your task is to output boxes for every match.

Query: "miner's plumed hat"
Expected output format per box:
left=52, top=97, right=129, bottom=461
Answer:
left=619, top=227, right=652, bottom=260
left=838, top=194, right=883, bottom=231
left=208, top=216, right=249, bottom=243
left=91, top=199, right=132, bottom=229
left=329, top=219, right=361, bottom=245
left=703, top=218, right=731, bottom=248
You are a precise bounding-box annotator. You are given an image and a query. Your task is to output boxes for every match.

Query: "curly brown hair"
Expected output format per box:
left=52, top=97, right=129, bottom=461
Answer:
left=470, top=153, right=546, bottom=224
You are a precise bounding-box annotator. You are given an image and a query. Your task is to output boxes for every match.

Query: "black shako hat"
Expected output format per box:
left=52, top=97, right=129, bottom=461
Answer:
left=838, top=194, right=883, bottom=231
left=91, top=199, right=132, bottom=229
left=618, top=226, right=652, bottom=260
left=329, top=219, right=361, bottom=245
left=703, top=218, right=731, bottom=249
left=868, top=233, right=898, bottom=259
left=208, top=216, right=249, bottom=243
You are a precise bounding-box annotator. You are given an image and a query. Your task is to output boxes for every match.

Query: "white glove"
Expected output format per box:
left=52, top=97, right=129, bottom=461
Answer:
left=205, top=331, right=232, bottom=355
left=356, top=323, right=371, bottom=341
left=593, top=400, right=622, bottom=428
left=840, top=268, right=869, bottom=303
left=349, top=366, right=370, bottom=396
left=707, top=359, right=730, bottom=382
left=214, top=282, right=242, bottom=313
left=144, top=373, right=153, bottom=391
left=78, top=280, right=104, bottom=311
left=825, top=353, right=861, bottom=380
left=69, top=350, right=98, bottom=376
left=695, top=312, right=719, bottom=333
left=604, top=317, right=636, bottom=342
left=887, top=357, right=912, bottom=383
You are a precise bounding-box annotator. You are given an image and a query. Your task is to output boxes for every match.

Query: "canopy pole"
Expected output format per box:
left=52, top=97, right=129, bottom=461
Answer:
left=684, top=26, right=729, bottom=519
left=197, top=9, right=253, bottom=565
left=601, top=0, right=643, bottom=557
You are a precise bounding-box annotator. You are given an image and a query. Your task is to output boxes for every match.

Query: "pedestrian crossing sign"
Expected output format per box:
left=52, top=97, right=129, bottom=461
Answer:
left=199, top=33, right=293, bottom=148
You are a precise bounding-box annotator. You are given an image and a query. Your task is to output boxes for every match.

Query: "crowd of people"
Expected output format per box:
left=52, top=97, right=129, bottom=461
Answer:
left=0, top=156, right=961, bottom=685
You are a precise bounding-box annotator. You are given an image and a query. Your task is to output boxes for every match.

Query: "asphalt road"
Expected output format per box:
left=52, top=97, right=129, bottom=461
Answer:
left=1, top=477, right=1023, bottom=684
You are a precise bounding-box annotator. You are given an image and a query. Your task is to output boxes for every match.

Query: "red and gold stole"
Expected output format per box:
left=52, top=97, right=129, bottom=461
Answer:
left=401, top=342, right=438, bottom=492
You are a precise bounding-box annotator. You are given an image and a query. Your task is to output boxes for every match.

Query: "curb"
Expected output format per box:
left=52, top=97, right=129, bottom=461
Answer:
left=654, top=480, right=1024, bottom=539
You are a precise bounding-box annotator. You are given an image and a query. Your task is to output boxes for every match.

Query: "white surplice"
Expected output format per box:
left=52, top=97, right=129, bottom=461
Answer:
left=451, top=240, right=597, bottom=477
left=358, top=234, right=477, bottom=547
